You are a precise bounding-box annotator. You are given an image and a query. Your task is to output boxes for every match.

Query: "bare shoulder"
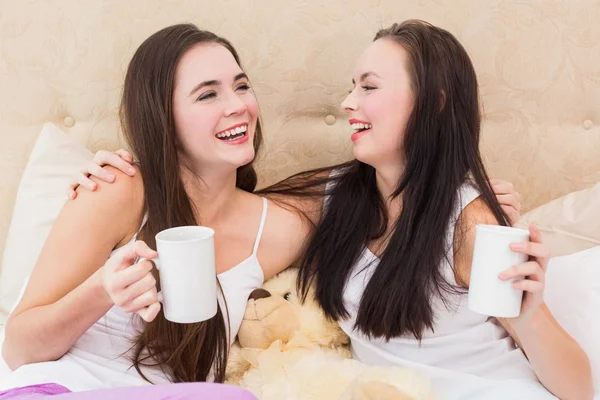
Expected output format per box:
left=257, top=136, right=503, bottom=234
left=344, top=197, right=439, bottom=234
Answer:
left=73, top=164, right=145, bottom=246
left=79, top=165, right=144, bottom=209
left=258, top=197, right=312, bottom=280
left=453, top=196, right=499, bottom=286
left=261, top=168, right=333, bottom=225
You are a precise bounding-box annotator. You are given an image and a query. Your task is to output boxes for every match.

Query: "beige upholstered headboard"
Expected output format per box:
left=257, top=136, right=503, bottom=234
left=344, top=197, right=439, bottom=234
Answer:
left=1, top=0, right=599, bottom=263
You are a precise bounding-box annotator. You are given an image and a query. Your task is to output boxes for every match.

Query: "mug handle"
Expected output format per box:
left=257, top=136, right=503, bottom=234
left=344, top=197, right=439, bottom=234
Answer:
left=138, top=256, right=163, bottom=304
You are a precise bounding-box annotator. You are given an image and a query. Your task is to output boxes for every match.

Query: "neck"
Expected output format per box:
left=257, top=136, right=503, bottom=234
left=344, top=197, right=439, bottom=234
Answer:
left=180, top=163, right=239, bottom=226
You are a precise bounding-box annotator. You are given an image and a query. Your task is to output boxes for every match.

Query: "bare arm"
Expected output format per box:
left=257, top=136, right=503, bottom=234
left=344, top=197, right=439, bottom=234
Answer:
left=2, top=167, right=144, bottom=370
left=454, top=198, right=593, bottom=400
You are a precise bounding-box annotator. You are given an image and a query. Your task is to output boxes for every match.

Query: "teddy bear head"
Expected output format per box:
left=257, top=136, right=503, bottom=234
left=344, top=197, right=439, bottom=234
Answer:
left=237, top=267, right=349, bottom=350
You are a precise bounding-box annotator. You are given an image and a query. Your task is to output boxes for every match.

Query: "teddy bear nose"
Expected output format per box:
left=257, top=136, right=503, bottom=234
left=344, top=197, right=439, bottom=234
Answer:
left=248, top=288, right=271, bottom=300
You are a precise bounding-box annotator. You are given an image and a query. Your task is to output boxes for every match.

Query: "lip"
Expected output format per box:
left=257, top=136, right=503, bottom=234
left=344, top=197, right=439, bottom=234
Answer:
left=351, top=128, right=371, bottom=142
left=349, top=118, right=372, bottom=142
left=221, top=133, right=249, bottom=145
left=215, top=122, right=248, bottom=136
left=349, top=118, right=371, bottom=125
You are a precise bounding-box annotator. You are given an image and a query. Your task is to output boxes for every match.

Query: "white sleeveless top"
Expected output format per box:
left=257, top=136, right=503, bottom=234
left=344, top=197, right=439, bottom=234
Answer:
left=0, top=198, right=267, bottom=392
left=337, top=182, right=556, bottom=399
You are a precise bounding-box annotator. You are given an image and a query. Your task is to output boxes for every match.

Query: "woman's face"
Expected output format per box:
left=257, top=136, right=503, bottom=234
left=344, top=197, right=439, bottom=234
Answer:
left=172, top=43, right=259, bottom=172
left=342, top=38, right=415, bottom=170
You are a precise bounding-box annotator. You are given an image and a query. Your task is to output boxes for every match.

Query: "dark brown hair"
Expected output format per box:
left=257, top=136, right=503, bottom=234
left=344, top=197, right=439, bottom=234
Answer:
left=263, top=20, right=509, bottom=341
left=119, top=23, right=263, bottom=382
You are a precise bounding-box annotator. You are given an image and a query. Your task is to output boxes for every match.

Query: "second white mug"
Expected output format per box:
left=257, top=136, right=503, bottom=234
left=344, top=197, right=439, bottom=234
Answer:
left=468, top=224, right=529, bottom=318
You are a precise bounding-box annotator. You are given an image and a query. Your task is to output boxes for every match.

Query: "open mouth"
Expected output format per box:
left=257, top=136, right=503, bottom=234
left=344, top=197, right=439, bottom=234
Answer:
left=350, top=122, right=372, bottom=142
left=351, top=122, right=372, bottom=133
left=215, top=124, right=248, bottom=142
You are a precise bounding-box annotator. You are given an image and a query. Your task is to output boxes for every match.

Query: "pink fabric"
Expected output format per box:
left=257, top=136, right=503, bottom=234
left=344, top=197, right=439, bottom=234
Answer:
left=0, top=383, right=70, bottom=398
left=0, top=383, right=257, bottom=399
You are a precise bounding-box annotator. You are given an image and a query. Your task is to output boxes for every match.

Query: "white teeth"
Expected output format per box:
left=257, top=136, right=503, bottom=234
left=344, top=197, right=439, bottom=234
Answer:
left=351, top=123, right=372, bottom=131
left=216, top=125, right=248, bottom=140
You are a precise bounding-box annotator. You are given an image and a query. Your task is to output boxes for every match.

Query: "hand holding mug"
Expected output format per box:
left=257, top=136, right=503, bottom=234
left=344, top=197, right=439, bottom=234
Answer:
left=101, top=240, right=161, bottom=322
left=498, top=223, right=550, bottom=327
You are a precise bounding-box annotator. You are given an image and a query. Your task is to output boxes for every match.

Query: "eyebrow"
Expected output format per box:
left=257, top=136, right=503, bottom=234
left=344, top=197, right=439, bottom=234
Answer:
left=189, top=72, right=249, bottom=96
left=351, top=71, right=381, bottom=85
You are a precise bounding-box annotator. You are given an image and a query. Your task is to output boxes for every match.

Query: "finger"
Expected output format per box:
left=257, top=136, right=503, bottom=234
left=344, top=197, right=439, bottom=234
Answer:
left=501, top=205, right=519, bottom=226
left=499, top=261, right=544, bottom=282
left=509, top=240, right=550, bottom=261
left=67, top=187, right=78, bottom=200
left=489, top=179, right=514, bottom=195
left=137, top=302, right=161, bottom=322
left=87, top=162, right=115, bottom=183
left=122, top=288, right=159, bottom=313
left=92, top=150, right=114, bottom=165
left=133, top=240, right=158, bottom=260
left=529, top=223, right=543, bottom=244
left=115, top=262, right=155, bottom=289
left=512, top=279, right=544, bottom=293
left=496, top=194, right=521, bottom=212
left=77, top=172, right=98, bottom=191
left=113, top=241, right=157, bottom=272
left=97, top=151, right=136, bottom=176
left=115, top=149, right=135, bottom=165
left=529, top=223, right=550, bottom=269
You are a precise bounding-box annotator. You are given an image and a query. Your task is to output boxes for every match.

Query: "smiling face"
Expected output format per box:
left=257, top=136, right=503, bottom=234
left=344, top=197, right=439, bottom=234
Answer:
left=341, top=38, right=415, bottom=169
left=172, top=43, right=259, bottom=172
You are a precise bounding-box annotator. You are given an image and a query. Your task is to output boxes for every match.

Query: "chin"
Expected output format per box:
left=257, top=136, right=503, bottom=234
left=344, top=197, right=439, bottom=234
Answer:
left=352, top=146, right=375, bottom=167
left=232, top=148, right=256, bottom=168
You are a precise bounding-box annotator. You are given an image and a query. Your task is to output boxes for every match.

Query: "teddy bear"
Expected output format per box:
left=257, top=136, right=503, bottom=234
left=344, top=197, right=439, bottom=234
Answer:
left=225, top=268, right=436, bottom=400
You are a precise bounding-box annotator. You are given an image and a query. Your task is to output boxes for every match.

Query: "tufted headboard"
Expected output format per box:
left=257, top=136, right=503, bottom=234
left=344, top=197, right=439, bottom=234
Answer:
left=1, top=0, right=599, bottom=262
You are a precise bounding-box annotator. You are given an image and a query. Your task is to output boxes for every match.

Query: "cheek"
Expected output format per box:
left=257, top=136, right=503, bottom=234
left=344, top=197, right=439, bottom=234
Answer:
left=368, top=92, right=412, bottom=148
left=244, top=95, right=259, bottom=122
left=174, top=106, right=221, bottom=152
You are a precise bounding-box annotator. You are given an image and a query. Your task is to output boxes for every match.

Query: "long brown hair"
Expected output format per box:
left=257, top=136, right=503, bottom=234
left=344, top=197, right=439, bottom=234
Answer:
left=263, top=20, right=509, bottom=341
left=119, top=24, right=263, bottom=382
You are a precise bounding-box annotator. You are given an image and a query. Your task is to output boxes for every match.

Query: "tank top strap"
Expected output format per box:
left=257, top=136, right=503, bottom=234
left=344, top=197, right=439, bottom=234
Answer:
left=252, top=198, right=268, bottom=255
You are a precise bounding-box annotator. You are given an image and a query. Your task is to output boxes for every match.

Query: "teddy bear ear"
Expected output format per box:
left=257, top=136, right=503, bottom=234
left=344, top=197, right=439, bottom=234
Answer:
left=240, top=348, right=261, bottom=368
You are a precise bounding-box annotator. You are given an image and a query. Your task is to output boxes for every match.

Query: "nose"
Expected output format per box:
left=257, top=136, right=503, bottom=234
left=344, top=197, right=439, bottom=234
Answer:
left=224, top=90, right=246, bottom=117
left=248, top=288, right=271, bottom=301
left=341, top=89, right=358, bottom=113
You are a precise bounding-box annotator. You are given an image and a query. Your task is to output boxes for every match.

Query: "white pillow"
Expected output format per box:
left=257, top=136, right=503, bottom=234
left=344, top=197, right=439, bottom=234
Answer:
left=545, top=246, right=600, bottom=393
left=0, top=123, right=92, bottom=324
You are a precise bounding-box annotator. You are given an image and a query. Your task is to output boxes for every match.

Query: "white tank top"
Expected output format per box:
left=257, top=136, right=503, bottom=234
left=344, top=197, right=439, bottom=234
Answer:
left=0, top=198, right=267, bottom=392
left=336, top=182, right=555, bottom=399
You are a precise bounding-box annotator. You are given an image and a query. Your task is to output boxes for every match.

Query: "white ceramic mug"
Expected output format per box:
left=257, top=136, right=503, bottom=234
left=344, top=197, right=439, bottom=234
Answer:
left=142, top=226, right=217, bottom=323
left=468, top=224, right=530, bottom=318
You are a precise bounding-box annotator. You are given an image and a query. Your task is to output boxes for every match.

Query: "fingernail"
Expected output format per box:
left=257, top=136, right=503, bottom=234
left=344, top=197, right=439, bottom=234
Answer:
left=498, top=272, right=507, bottom=279
left=128, top=167, right=135, bottom=175
left=106, top=174, right=115, bottom=182
left=90, top=183, right=97, bottom=191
